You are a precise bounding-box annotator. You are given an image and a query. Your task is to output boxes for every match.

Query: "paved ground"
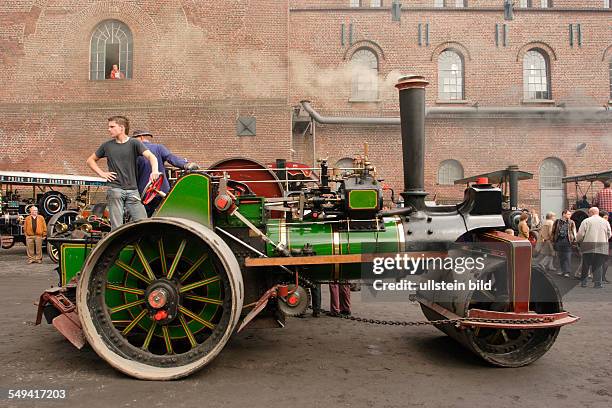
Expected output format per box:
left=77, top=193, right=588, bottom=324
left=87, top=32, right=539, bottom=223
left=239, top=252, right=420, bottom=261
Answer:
left=0, top=246, right=611, bottom=408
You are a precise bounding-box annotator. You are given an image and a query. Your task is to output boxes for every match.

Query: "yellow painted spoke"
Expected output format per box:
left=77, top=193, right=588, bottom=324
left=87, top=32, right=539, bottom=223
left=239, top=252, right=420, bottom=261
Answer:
left=134, top=243, right=156, bottom=281
left=158, top=239, right=167, bottom=277
left=179, top=306, right=216, bottom=330
left=179, top=276, right=220, bottom=293
left=142, top=322, right=157, bottom=351
left=110, top=299, right=145, bottom=314
left=106, top=283, right=145, bottom=296
left=179, top=254, right=209, bottom=283
left=167, top=239, right=187, bottom=280
left=110, top=320, right=132, bottom=325
left=162, top=325, right=173, bottom=354
left=122, top=309, right=148, bottom=335
left=184, top=294, right=223, bottom=306
left=115, top=260, right=152, bottom=284
left=179, top=315, right=197, bottom=348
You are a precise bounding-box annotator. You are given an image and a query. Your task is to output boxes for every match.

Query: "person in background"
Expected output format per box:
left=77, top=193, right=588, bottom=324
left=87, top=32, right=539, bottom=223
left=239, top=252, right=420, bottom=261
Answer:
left=23, top=206, right=47, bottom=264
left=599, top=210, right=610, bottom=283
left=576, top=195, right=590, bottom=210
left=593, top=180, right=612, bottom=215
left=132, top=130, right=200, bottom=216
left=552, top=209, right=577, bottom=278
left=537, top=212, right=556, bottom=272
left=576, top=207, right=611, bottom=288
left=329, top=282, right=351, bottom=317
left=109, top=64, right=124, bottom=80
left=529, top=208, right=541, bottom=229
left=518, top=212, right=530, bottom=239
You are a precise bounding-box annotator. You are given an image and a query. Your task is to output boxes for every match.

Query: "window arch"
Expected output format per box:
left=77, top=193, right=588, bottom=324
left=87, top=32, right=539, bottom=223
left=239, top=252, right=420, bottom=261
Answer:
left=523, top=49, right=550, bottom=100
left=438, top=50, right=464, bottom=100
left=351, top=48, right=379, bottom=101
left=539, top=158, right=565, bottom=189
left=438, top=160, right=464, bottom=185
left=90, top=20, right=133, bottom=80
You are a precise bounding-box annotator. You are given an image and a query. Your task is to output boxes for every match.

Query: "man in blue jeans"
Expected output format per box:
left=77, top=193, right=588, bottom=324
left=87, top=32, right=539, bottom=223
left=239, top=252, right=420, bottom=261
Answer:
left=86, top=116, right=161, bottom=230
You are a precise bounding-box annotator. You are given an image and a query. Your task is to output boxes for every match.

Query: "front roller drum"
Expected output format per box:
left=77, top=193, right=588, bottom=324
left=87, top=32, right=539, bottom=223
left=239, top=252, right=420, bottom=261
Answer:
left=77, top=217, right=243, bottom=380
left=420, top=265, right=562, bottom=367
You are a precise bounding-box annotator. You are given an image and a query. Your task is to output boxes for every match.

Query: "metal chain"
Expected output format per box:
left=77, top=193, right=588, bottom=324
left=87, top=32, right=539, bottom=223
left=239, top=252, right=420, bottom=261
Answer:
left=326, top=312, right=553, bottom=327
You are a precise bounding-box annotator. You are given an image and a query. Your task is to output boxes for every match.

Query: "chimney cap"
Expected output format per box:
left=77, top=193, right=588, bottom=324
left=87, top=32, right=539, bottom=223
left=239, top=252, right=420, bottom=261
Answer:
left=395, top=75, right=429, bottom=90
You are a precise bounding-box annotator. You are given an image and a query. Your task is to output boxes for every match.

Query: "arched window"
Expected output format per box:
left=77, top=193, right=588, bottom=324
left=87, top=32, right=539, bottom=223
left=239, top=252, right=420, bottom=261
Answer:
left=438, top=160, right=464, bottom=185
left=523, top=49, right=550, bottom=100
left=539, top=157, right=566, bottom=217
left=351, top=48, right=379, bottom=101
left=90, top=20, right=133, bottom=80
left=438, top=50, right=464, bottom=100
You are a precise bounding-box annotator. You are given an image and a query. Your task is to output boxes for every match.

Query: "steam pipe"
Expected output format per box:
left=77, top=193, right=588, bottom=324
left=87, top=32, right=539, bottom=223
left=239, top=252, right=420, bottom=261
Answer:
left=299, top=101, right=610, bottom=125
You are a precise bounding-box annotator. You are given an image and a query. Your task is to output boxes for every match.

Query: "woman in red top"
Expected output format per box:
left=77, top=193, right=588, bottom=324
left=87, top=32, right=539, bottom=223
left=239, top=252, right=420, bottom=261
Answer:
left=109, top=64, right=124, bottom=80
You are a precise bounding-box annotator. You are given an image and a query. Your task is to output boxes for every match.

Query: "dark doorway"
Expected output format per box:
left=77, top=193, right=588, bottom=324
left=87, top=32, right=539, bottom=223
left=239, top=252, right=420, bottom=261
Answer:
left=105, top=43, right=120, bottom=79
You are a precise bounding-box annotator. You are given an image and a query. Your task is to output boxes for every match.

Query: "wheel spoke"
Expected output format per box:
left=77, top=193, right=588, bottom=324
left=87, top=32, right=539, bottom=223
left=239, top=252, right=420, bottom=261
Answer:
left=179, top=315, right=198, bottom=348
left=110, top=299, right=146, bottom=314
left=179, top=254, right=208, bottom=283
left=115, top=260, right=152, bottom=284
left=179, top=276, right=220, bottom=293
left=142, top=321, right=157, bottom=351
left=162, top=325, right=173, bottom=354
left=167, top=239, right=187, bottom=279
left=179, top=306, right=216, bottom=330
left=106, top=283, right=145, bottom=295
left=134, top=243, right=156, bottom=281
left=183, top=294, right=223, bottom=306
left=122, top=309, right=148, bottom=335
left=158, top=239, right=167, bottom=277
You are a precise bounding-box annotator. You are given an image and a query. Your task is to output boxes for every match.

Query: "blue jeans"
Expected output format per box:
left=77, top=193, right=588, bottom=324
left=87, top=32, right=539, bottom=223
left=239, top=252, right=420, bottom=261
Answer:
left=107, top=188, right=147, bottom=230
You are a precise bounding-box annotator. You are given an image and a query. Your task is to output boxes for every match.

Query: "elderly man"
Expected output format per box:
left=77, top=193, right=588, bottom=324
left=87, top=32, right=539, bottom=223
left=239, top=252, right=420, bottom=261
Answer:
left=132, top=130, right=199, bottom=216
left=576, top=207, right=612, bottom=288
left=23, top=206, right=47, bottom=264
left=86, top=116, right=160, bottom=230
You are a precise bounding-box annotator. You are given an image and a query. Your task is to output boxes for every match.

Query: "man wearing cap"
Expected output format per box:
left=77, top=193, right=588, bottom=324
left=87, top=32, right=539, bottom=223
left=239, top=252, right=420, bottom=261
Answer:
left=132, top=130, right=199, bottom=216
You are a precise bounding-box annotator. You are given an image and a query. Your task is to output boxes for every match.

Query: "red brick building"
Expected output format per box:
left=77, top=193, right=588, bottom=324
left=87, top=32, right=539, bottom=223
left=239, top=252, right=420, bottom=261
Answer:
left=0, top=1, right=610, bottom=215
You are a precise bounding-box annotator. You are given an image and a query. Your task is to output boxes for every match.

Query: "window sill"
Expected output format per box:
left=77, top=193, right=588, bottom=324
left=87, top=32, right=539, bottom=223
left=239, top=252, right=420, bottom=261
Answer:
left=436, top=99, right=470, bottom=105
left=521, top=99, right=555, bottom=105
left=348, top=99, right=381, bottom=103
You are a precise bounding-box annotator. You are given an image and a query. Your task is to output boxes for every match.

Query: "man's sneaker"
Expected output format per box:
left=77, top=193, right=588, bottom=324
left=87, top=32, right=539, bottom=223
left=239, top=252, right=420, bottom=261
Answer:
left=563, top=273, right=571, bottom=278
left=580, top=281, right=587, bottom=288
left=593, top=285, right=603, bottom=289
left=556, top=271, right=564, bottom=276
left=339, top=311, right=351, bottom=317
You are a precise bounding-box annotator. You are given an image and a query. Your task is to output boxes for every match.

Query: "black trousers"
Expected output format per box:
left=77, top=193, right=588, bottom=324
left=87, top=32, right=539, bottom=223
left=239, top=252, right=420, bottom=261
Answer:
left=581, top=253, right=608, bottom=286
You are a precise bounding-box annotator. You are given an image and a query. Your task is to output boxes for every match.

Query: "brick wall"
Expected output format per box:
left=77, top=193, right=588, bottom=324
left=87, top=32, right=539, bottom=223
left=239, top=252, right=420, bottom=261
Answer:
left=0, top=0, right=610, bottom=214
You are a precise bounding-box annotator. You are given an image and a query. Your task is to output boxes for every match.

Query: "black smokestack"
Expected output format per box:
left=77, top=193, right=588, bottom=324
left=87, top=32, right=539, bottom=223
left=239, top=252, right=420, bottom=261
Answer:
left=395, top=75, right=429, bottom=211
left=507, top=165, right=519, bottom=209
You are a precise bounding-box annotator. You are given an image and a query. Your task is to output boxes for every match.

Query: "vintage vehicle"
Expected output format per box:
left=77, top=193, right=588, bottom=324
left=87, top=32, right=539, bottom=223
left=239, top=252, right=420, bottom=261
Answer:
left=0, top=171, right=107, bottom=255
left=454, top=166, right=540, bottom=246
left=562, top=170, right=612, bottom=230
left=35, top=76, right=578, bottom=380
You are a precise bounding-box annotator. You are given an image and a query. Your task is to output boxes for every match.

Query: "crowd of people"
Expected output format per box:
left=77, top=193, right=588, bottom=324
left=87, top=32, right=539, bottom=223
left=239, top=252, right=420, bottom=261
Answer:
left=531, top=179, right=612, bottom=289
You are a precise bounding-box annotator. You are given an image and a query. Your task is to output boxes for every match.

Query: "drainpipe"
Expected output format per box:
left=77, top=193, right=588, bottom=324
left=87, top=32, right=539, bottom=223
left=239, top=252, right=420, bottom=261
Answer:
left=300, top=101, right=610, bottom=125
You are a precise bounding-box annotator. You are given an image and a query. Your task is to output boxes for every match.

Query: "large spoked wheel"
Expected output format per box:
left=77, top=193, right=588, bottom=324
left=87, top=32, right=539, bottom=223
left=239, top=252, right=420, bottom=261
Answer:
left=77, top=217, right=243, bottom=380
left=420, top=265, right=562, bottom=367
left=46, top=210, right=78, bottom=263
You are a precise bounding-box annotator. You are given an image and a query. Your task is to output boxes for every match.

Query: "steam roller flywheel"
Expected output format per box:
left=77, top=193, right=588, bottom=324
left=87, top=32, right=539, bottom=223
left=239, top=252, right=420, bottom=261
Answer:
left=76, top=217, right=243, bottom=380
left=419, top=265, right=562, bottom=367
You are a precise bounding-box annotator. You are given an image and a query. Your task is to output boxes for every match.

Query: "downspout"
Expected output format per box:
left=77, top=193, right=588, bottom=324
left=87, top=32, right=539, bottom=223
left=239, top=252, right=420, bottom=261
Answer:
left=300, top=101, right=610, bottom=125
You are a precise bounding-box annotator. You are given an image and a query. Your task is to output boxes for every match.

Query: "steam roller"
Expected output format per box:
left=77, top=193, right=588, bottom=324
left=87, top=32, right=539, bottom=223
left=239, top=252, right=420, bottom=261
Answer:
left=35, top=75, right=578, bottom=380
